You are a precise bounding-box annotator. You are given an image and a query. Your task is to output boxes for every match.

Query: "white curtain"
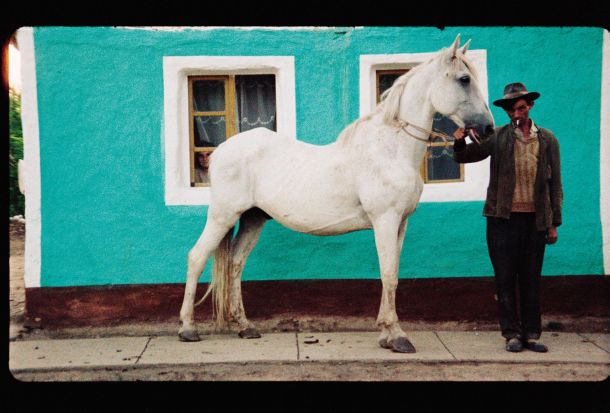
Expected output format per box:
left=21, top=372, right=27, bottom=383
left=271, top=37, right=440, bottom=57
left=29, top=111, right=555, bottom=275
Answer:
left=236, top=75, right=276, bottom=133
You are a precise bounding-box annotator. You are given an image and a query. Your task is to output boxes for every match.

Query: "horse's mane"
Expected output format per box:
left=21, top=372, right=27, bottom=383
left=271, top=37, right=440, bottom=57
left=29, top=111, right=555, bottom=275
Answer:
left=377, top=62, right=429, bottom=126
left=335, top=61, right=429, bottom=145
left=336, top=49, right=478, bottom=145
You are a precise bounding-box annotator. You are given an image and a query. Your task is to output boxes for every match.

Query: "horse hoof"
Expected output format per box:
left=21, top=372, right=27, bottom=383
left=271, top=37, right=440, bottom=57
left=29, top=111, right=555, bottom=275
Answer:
left=378, top=337, right=392, bottom=349
left=238, top=328, right=261, bottom=339
left=390, top=337, right=416, bottom=353
left=178, top=329, right=201, bottom=342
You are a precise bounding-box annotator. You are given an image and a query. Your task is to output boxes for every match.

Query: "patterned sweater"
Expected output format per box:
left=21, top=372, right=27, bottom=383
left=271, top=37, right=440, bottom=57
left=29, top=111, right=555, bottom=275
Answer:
left=511, top=123, right=539, bottom=212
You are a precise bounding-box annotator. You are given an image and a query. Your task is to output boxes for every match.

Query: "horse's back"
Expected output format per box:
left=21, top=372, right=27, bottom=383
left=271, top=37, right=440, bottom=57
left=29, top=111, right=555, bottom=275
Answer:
left=210, top=127, right=338, bottom=181
left=210, top=127, right=281, bottom=164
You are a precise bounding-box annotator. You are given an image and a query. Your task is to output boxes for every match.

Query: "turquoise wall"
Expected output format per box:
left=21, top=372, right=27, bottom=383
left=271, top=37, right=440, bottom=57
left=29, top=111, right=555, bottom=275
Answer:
left=33, top=26, right=605, bottom=287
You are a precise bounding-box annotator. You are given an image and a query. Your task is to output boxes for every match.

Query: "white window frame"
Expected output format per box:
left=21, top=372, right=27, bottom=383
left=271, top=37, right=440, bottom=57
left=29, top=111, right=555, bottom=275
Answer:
left=359, top=50, right=491, bottom=202
left=163, top=56, right=296, bottom=205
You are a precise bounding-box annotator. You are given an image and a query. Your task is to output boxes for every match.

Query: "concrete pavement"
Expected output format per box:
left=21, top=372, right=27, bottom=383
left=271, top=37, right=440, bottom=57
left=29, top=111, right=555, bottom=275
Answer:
left=9, top=330, right=609, bottom=381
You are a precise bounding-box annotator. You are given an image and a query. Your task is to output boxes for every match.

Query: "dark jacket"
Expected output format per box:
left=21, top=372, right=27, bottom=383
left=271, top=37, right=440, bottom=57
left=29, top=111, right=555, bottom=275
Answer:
left=453, top=124, right=563, bottom=231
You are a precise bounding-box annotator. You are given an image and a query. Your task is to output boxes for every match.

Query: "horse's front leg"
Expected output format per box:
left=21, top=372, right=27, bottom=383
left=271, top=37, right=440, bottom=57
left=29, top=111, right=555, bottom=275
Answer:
left=373, top=214, right=415, bottom=353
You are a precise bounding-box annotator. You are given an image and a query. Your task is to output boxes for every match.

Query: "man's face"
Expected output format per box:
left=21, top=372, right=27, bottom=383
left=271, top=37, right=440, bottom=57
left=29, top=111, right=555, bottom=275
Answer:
left=504, top=98, right=532, bottom=125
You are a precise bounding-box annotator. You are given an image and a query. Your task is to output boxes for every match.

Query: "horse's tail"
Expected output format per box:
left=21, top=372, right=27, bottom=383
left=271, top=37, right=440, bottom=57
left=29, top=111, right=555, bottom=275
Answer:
left=194, top=229, right=233, bottom=329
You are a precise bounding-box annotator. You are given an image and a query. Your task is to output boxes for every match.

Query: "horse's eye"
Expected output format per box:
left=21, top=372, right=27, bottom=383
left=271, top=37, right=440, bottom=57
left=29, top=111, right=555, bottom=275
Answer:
left=459, top=75, right=470, bottom=85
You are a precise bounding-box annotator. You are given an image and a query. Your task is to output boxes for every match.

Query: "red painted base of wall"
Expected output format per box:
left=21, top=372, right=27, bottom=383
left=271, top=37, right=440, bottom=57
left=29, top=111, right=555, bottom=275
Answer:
left=25, top=276, right=609, bottom=328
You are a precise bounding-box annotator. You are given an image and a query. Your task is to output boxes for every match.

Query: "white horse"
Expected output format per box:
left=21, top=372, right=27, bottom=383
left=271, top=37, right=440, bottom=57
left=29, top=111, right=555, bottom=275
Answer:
left=179, top=35, right=494, bottom=353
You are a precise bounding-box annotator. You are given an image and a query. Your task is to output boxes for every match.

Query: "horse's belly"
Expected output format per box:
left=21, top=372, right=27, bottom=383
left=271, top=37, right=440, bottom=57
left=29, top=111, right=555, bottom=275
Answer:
left=265, top=205, right=372, bottom=236
left=254, top=170, right=370, bottom=235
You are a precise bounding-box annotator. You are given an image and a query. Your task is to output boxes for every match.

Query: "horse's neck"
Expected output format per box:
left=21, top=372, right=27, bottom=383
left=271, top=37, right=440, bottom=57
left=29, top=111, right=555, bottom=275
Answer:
left=394, top=75, right=435, bottom=168
left=400, top=75, right=435, bottom=132
left=337, top=67, right=435, bottom=171
left=348, top=112, right=429, bottom=173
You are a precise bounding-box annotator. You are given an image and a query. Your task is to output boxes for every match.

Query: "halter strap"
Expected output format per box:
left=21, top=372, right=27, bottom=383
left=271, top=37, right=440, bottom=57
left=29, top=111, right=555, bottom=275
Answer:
left=399, top=120, right=453, bottom=143
left=399, top=120, right=477, bottom=146
left=399, top=122, right=431, bottom=143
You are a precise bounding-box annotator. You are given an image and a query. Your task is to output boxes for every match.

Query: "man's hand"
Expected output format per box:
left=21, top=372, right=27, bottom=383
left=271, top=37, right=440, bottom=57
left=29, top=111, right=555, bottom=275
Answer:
left=453, top=127, right=480, bottom=144
left=453, top=127, right=466, bottom=140
left=546, top=226, right=558, bottom=244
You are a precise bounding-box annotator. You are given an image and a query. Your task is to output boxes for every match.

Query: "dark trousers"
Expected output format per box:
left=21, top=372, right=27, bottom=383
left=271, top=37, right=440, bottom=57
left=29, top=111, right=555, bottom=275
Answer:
left=486, top=213, right=547, bottom=340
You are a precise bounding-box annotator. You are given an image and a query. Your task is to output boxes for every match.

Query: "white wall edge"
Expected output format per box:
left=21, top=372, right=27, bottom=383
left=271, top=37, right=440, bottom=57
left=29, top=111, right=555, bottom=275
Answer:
left=122, top=26, right=361, bottom=32
left=359, top=50, right=491, bottom=202
left=16, top=27, right=41, bottom=288
left=600, top=29, right=610, bottom=275
left=163, top=55, right=296, bottom=206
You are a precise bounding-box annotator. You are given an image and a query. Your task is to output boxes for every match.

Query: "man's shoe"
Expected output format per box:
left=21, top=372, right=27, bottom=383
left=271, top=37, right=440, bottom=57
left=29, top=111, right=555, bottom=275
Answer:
left=505, top=337, right=523, bottom=352
left=523, top=340, right=548, bottom=353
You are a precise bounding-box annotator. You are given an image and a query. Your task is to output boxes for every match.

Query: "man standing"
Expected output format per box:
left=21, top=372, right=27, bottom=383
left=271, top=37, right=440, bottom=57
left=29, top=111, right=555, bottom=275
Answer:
left=453, top=82, right=563, bottom=352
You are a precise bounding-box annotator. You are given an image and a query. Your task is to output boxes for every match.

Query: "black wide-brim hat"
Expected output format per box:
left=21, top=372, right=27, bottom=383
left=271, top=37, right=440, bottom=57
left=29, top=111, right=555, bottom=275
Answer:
left=492, top=82, right=540, bottom=108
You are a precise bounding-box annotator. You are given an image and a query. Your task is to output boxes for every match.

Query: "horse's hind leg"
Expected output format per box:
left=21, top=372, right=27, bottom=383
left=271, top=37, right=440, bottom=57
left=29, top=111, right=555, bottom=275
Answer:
left=179, top=210, right=240, bottom=342
left=229, top=208, right=268, bottom=339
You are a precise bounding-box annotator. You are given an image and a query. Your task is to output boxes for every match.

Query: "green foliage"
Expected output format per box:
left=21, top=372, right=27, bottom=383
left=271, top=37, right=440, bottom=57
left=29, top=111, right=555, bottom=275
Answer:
left=9, top=88, right=25, bottom=218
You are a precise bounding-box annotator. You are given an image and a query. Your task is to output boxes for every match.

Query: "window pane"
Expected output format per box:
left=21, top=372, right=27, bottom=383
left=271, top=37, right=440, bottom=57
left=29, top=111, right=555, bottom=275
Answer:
left=427, top=146, right=461, bottom=181
left=194, top=116, right=226, bottom=147
left=431, top=112, right=458, bottom=143
left=192, top=80, right=225, bottom=112
left=378, top=73, right=402, bottom=99
left=236, top=75, right=276, bottom=132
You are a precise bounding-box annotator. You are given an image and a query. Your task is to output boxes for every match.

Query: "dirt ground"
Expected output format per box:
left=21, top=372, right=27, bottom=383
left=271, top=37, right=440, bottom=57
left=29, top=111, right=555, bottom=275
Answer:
left=9, top=222, right=25, bottom=327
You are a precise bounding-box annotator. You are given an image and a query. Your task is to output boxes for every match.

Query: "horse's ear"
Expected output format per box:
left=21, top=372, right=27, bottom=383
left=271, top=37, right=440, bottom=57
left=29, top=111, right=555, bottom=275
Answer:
left=460, top=39, right=471, bottom=55
left=450, top=34, right=461, bottom=58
